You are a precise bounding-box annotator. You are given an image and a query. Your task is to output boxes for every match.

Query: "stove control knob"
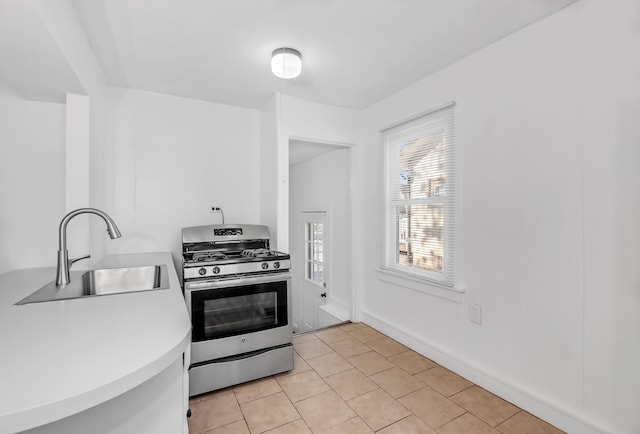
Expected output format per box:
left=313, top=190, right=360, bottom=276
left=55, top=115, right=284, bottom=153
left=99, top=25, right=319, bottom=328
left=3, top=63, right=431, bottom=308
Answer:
left=261, top=262, right=269, bottom=270
left=273, top=262, right=280, bottom=269
left=212, top=266, right=221, bottom=274
left=198, top=267, right=206, bottom=276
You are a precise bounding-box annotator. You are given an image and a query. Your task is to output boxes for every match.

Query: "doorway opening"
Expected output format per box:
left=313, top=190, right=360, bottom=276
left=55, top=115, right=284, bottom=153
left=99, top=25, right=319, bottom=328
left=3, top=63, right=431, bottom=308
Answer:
left=288, top=138, right=353, bottom=333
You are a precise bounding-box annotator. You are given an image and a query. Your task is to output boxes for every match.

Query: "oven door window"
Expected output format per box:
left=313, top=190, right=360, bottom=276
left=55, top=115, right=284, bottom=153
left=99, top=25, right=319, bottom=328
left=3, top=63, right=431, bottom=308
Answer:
left=191, top=280, right=288, bottom=342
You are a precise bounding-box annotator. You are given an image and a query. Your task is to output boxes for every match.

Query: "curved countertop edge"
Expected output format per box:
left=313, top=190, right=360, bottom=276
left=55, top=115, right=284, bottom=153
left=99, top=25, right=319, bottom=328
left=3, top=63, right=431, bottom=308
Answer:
left=0, top=251, right=192, bottom=434
left=4, top=333, right=191, bottom=434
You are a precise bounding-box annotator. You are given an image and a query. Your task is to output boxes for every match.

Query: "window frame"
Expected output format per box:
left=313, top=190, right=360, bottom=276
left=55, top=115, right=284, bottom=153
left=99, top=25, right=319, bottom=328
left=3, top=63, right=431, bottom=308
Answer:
left=304, top=222, right=324, bottom=288
left=381, top=102, right=457, bottom=288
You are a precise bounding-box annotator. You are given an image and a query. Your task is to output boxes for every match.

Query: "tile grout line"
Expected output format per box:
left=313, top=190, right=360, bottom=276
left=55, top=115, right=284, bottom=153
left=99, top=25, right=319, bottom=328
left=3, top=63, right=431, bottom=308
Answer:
left=494, top=410, right=524, bottom=434
left=436, top=411, right=470, bottom=432
left=257, top=416, right=305, bottom=434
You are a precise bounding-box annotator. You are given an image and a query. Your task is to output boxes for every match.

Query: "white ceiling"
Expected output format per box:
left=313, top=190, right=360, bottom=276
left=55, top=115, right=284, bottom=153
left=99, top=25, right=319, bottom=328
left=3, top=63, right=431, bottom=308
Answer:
left=1, top=0, right=577, bottom=108
left=0, top=0, right=84, bottom=103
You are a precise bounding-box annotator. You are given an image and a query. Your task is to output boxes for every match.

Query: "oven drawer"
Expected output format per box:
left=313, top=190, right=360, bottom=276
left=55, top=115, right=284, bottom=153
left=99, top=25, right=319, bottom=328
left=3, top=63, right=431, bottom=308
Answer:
left=189, top=344, right=294, bottom=396
left=191, top=323, right=292, bottom=363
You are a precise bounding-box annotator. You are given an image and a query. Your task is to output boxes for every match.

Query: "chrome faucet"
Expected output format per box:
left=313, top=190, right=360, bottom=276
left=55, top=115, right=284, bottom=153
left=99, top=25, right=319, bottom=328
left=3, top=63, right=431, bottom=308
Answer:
left=56, top=208, right=122, bottom=286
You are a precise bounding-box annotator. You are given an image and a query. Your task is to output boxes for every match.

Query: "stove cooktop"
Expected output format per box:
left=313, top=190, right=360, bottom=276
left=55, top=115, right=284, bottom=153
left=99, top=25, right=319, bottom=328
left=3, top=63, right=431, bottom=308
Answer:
left=182, top=224, right=290, bottom=280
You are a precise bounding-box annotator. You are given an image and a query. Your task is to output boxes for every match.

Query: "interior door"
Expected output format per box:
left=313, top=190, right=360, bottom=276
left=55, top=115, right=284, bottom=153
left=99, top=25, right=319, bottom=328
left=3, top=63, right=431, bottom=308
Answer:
left=299, top=212, right=328, bottom=332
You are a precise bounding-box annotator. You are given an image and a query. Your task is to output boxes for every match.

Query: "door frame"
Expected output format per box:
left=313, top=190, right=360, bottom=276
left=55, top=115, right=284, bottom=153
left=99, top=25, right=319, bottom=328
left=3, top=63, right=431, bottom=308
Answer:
left=287, top=136, right=356, bottom=330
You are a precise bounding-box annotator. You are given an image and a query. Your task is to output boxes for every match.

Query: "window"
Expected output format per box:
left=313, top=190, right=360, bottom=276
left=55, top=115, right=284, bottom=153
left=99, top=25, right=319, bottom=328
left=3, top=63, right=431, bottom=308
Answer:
left=305, top=222, right=324, bottom=286
left=382, top=102, right=456, bottom=286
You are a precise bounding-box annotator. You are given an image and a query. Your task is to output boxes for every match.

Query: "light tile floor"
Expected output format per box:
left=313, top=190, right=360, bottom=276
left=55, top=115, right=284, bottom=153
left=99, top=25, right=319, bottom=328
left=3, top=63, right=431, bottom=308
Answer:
left=188, top=323, right=565, bottom=434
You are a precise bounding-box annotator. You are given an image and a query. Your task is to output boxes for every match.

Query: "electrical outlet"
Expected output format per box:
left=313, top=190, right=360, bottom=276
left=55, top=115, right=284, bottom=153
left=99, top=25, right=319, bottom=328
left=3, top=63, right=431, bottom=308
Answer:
left=469, top=303, right=482, bottom=325
left=209, top=206, right=221, bottom=213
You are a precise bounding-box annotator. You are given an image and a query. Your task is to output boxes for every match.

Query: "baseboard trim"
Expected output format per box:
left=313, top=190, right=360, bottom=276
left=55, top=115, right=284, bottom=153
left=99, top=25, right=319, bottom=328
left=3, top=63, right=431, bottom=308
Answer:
left=361, top=309, right=610, bottom=434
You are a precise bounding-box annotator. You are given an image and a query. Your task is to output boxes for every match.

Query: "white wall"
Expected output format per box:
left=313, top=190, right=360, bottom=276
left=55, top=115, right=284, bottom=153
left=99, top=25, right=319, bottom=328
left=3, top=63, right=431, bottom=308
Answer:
left=34, top=0, right=112, bottom=264
left=290, top=147, right=352, bottom=328
left=106, top=89, right=262, bottom=265
left=356, top=0, right=640, bottom=433
left=260, top=94, right=280, bottom=248
left=0, top=86, right=65, bottom=274
left=64, top=93, right=91, bottom=261
left=282, top=95, right=363, bottom=146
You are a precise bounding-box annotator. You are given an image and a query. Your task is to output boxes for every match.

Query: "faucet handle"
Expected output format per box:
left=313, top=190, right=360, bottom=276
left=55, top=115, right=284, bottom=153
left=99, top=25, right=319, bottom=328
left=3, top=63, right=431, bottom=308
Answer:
left=69, top=254, right=91, bottom=266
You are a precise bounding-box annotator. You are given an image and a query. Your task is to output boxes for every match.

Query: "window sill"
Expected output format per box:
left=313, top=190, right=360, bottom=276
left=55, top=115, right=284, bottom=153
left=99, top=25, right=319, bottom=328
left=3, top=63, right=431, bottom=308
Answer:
left=376, top=267, right=465, bottom=303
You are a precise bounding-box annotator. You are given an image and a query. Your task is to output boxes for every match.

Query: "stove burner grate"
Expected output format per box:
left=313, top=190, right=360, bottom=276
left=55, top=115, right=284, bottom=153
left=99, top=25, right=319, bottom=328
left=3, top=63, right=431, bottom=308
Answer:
left=193, top=251, right=227, bottom=262
left=242, top=248, right=279, bottom=258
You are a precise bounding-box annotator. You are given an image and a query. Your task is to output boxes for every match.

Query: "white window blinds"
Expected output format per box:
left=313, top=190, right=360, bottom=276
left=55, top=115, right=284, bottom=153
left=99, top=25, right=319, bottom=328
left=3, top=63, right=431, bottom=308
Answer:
left=382, top=102, right=456, bottom=287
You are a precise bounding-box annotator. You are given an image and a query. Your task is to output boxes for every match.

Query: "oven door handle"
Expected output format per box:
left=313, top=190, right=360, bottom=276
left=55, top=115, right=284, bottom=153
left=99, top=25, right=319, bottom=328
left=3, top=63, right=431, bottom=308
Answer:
left=185, top=272, right=291, bottom=291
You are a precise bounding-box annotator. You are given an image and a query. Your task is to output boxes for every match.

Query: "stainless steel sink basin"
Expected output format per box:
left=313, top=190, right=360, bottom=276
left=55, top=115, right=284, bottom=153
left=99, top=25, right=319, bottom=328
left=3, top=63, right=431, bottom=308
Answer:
left=82, top=265, right=168, bottom=295
left=16, top=265, right=170, bottom=305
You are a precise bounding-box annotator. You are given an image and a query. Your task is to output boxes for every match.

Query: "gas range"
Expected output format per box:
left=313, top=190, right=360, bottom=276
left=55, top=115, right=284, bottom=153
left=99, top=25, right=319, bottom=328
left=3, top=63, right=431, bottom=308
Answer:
left=181, top=223, right=294, bottom=396
left=182, top=224, right=291, bottom=280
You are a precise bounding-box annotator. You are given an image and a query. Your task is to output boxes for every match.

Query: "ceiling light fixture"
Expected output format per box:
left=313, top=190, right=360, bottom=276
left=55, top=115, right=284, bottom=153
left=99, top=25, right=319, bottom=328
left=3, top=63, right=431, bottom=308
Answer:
left=271, top=47, right=302, bottom=79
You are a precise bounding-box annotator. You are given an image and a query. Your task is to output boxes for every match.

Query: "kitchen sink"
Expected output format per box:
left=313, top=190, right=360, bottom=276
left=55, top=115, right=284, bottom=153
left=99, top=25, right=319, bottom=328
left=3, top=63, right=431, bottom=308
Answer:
left=82, top=265, right=168, bottom=295
left=15, top=265, right=170, bottom=305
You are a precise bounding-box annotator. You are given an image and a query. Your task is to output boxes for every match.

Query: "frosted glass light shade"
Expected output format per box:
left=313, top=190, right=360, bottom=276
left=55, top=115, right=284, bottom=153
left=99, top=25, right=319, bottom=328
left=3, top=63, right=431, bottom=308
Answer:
left=271, top=48, right=302, bottom=79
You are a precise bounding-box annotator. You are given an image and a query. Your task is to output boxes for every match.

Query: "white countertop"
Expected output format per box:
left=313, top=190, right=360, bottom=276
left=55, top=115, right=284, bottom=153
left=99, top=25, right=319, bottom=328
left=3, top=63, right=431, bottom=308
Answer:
left=0, top=252, right=191, bottom=434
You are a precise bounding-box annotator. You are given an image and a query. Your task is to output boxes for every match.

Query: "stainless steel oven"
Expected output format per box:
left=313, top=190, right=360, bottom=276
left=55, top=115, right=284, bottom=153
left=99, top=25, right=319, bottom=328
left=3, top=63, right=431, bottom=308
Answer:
left=182, top=224, right=293, bottom=396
